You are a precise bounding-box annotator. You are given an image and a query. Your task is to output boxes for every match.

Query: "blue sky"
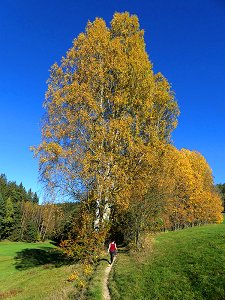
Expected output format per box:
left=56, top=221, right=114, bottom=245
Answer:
left=0, top=0, right=224, bottom=197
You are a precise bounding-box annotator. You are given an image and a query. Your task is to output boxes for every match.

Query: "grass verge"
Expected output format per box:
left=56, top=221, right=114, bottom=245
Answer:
left=86, top=252, right=110, bottom=300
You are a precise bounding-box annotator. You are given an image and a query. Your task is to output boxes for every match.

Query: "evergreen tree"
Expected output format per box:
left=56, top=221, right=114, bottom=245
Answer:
left=32, top=192, right=39, bottom=204
left=10, top=201, right=22, bottom=241
left=23, top=220, right=40, bottom=242
left=0, top=191, right=5, bottom=239
left=27, top=188, right=33, bottom=202
left=1, top=197, right=14, bottom=238
left=0, top=174, right=7, bottom=199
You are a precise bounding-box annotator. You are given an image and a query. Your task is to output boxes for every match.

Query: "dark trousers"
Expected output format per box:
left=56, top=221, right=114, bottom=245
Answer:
left=110, top=250, right=116, bottom=264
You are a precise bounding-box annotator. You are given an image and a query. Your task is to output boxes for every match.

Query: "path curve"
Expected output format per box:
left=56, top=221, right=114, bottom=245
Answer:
left=103, top=258, right=115, bottom=300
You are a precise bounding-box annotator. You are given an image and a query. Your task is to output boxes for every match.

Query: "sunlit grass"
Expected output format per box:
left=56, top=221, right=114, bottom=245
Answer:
left=86, top=252, right=110, bottom=300
left=110, top=223, right=225, bottom=300
left=0, top=241, right=79, bottom=299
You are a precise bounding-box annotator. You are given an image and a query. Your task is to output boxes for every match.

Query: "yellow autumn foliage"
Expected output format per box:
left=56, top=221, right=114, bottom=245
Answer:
left=32, top=12, right=222, bottom=250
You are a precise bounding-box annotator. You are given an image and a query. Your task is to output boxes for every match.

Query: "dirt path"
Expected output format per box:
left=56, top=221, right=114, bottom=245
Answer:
left=102, top=258, right=115, bottom=300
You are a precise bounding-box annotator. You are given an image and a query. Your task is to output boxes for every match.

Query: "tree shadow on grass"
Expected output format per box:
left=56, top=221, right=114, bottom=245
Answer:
left=14, top=247, right=73, bottom=270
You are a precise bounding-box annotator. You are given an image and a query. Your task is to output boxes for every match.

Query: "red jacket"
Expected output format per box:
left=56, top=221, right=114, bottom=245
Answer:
left=109, top=242, right=117, bottom=252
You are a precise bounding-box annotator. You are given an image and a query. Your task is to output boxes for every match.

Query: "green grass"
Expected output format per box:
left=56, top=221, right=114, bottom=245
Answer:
left=3, top=223, right=225, bottom=299
left=87, top=253, right=110, bottom=300
left=0, top=241, right=80, bottom=299
left=110, top=223, right=225, bottom=300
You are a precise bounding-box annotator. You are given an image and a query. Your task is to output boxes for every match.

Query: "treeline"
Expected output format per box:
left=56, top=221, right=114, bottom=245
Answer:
left=18, top=200, right=79, bottom=242
left=0, top=174, right=39, bottom=241
left=0, top=174, right=79, bottom=242
left=111, top=146, right=223, bottom=247
left=59, top=144, right=223, bottom=258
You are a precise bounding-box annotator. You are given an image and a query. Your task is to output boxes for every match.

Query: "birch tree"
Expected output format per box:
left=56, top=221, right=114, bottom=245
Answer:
left=33, top=12, right=179, bottom=232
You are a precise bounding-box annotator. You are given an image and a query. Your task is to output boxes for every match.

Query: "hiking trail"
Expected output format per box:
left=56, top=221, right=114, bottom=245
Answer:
left=103, top=258, right=115, bottom=300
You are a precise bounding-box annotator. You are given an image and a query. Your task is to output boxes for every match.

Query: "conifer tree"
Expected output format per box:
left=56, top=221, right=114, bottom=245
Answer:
left=0, top=191, right=5, bottom=239
left=1, top=197, right=14, bottom=238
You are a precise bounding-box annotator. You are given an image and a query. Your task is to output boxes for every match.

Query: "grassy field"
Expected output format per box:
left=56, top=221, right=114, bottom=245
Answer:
left=0, top=241, right=81, bottom=299
left=2, top=222, right=225, bottom=299
left=109, top=223, right=225, bottom=300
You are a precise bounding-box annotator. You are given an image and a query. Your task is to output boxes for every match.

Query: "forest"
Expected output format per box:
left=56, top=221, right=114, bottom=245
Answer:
left=0, top=173, right=80, bottom=242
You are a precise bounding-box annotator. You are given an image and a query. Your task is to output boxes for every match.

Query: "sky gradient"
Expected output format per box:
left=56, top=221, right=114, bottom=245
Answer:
left=0, top=0, right=224, bottom=198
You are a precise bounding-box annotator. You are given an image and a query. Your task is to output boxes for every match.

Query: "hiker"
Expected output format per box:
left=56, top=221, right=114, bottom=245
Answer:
left=108, top=240, right=117, bottom=264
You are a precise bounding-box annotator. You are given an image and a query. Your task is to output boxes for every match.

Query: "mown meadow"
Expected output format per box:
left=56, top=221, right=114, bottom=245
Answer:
left=1, top=222, right=225, bottom=299
left=0, top=240, right=110, bottom=300
left=109, top=222, right=225, bottom=300
left=0, top=241, right=82, bottom=299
